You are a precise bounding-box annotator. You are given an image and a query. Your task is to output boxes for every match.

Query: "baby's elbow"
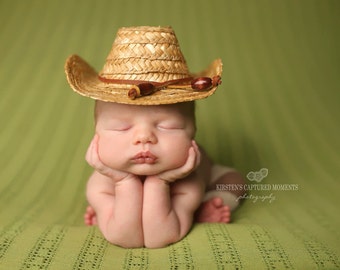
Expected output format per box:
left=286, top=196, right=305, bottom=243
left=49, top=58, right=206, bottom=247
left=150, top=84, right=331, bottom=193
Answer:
left=104, top=232, right=144, bottom=248
left=144, top=234, right=181, bottom=249
left=144, top=225, right=190, bottom=248
left=101, top=224, right=144, bottom=248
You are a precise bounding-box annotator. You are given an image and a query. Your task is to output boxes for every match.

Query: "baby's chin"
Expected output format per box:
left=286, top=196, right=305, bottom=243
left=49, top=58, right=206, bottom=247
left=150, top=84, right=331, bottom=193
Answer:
left=128, top=164, right=174, bottom=176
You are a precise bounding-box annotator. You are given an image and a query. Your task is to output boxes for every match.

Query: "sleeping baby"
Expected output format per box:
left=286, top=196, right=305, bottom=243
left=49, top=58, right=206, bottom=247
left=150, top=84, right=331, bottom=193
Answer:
left=65, top=26, right=245, bottom=248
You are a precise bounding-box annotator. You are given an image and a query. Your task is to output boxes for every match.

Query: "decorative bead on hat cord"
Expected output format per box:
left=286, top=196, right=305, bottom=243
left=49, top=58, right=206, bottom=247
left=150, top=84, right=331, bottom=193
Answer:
left=98, top=75, right=222, bottom=99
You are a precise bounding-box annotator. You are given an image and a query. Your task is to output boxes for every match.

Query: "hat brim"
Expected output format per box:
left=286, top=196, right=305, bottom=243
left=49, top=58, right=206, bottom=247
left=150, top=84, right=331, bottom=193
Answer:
left=65, top=55, right=222, bottom=105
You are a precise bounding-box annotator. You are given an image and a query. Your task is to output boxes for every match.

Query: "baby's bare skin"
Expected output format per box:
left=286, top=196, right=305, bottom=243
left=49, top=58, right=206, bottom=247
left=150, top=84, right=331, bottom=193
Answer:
left=84, top=102, right=245, bottom=248
left=85, top=169, right=234, bottom=225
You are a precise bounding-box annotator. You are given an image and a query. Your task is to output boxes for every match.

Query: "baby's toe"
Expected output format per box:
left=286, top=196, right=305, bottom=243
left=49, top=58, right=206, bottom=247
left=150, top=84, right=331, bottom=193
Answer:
left=211, top=197, right=224, bottom=207
left=220, top=215, right=231, bottom=223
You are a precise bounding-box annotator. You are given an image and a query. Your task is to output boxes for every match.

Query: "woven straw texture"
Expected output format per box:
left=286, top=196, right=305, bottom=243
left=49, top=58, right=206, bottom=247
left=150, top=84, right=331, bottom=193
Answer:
left=100, top=26, right=189, bottom=80
left=65, top=26, right=222, bottom=105
left=1, top=0, right=340, bottom=269
left=65, top=54, right=222, bottom=105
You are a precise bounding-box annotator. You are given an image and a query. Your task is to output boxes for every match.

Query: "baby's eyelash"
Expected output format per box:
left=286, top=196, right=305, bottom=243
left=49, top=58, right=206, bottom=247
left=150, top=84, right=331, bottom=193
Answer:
left=118, top=125, right=132, bottom=131
left=115, top=127, right=131, bottom=131
left=105, top=125, right=131, bottom=131
left=157, top=124, right=183, bottom=130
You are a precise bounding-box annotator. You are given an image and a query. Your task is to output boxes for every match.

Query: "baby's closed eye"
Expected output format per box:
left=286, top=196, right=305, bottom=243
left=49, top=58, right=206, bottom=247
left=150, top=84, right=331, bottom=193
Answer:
left=105, top=121, right=132, bottom=131
left=157, top=121, right=185, bottom=130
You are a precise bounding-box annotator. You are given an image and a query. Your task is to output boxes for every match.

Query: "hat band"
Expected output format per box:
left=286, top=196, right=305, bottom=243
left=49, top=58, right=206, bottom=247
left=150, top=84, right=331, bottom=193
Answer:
left=98, top=75, right=193, bottom=87
left=98, top=75, right=221, bottom=100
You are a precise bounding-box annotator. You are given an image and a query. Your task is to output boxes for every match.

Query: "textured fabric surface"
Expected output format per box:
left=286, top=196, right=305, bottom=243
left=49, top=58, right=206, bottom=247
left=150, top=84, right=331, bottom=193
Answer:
left=1, top=0, right=339, bottom=269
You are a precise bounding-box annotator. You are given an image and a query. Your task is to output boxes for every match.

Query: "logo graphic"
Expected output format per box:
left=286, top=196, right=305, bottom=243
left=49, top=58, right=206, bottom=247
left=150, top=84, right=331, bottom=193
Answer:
left=247, top=168, right=268, bottom=182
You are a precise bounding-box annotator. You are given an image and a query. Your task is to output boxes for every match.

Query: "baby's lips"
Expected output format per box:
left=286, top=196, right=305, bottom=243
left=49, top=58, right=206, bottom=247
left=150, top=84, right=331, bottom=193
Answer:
left=132, top=151, right=158, bottom=164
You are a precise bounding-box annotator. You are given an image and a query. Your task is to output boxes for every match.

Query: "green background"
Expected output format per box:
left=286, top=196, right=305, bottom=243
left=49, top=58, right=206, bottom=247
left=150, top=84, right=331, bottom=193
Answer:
left=1, top=0, right=339, bottom=269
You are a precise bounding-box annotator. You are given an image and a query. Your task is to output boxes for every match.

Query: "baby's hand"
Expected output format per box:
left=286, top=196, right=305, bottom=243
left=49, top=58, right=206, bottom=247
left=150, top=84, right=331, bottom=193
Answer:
left=86, top=134, right=130, bottom=181
left=156, top=140, right=201, bottom=182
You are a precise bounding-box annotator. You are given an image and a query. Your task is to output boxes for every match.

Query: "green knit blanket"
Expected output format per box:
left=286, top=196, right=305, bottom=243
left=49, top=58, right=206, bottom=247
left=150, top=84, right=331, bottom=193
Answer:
left=1, top=0, right=339, bottom=269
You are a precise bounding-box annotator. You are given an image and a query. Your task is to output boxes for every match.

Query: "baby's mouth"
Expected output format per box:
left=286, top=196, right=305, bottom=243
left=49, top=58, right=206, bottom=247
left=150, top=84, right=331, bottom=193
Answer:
left=132, top=151, right=158, bottom=164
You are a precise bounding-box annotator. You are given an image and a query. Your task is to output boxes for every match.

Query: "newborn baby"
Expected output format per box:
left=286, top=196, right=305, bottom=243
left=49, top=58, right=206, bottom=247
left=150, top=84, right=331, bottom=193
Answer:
left=65, top=25, right=246, bottom=248
left=83, top=101, right=245, bottom=248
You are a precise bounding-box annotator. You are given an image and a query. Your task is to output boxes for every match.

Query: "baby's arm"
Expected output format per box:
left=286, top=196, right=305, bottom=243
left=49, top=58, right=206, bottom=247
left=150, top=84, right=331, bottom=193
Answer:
left=86, top=135, right=144, bottom=248
left=86, top=172, right=143, bottom=248
left=142, top=142, right=203, bottom=248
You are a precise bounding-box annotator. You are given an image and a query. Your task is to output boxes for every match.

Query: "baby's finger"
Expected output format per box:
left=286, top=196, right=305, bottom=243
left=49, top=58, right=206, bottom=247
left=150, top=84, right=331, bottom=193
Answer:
left=191, top=140, right=201, bottom=168
left=85, top=136, right=95, bottom=164
left=86, top=134, right=101, bottom=167
left=177, top=146, right=197, bottom=176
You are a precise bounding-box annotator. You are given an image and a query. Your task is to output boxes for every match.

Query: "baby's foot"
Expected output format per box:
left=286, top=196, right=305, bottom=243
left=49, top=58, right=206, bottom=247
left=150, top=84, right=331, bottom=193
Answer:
left=195, top=197, right=231, bottom=223
left=84, top=206, right=97, bottom=226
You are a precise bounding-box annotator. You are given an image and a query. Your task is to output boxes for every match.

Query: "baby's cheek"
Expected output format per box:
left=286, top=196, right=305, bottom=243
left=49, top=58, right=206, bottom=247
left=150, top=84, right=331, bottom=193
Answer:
left=97, top=138, right=116, bottom=166
left=165, top=142, right=191, bottom=168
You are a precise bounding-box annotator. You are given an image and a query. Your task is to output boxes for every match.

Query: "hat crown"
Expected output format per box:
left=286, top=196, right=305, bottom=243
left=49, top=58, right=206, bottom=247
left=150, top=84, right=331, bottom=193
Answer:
left=100, top=26, right=190, bottom=82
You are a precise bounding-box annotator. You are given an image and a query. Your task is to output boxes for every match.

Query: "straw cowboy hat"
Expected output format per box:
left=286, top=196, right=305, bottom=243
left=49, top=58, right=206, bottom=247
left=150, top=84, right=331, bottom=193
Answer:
left=65, top=26, right=223, bottom=105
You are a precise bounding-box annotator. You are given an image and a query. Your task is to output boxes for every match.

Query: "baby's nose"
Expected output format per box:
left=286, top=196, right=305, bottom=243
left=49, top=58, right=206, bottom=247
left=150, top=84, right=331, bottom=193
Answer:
left=133, top=128, right=157, bottom=144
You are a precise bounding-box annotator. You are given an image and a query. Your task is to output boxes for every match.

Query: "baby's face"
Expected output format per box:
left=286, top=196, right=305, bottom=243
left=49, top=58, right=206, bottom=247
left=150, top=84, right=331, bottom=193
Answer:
left=95, top=101, right=196, bottom=176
